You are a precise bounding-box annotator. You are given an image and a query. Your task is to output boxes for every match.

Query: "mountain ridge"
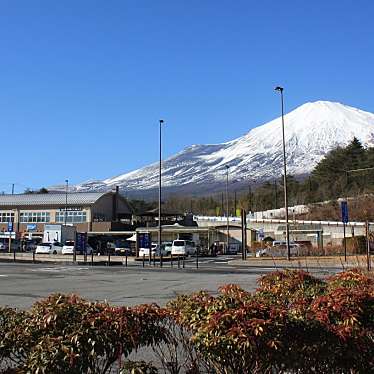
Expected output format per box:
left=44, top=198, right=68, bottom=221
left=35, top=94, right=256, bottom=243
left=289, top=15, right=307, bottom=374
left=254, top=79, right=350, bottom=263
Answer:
left=56, top=100, right=374, bottom=196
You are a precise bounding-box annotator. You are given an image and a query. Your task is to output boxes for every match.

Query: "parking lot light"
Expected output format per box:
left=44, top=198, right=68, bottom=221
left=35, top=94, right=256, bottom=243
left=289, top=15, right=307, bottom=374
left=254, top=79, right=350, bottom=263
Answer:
left=64, top=179, right=69, bottom=226
left=159, top=120, right=164, bottom=265
left=274, top=86, right=290, bottom=261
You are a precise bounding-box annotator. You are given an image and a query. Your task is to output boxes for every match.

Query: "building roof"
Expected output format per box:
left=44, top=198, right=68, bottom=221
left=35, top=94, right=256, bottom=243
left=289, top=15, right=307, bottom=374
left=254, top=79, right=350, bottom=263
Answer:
left=0, top=192, right=110, bottom=207
left=137, top=208, right=182, bottom=217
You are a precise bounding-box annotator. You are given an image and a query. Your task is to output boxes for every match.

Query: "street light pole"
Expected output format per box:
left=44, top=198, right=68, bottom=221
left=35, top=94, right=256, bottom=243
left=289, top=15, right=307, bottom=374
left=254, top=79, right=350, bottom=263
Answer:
left=64, top=179, right=68, bottom=226
left=225, top=165, right=230, bottom=254
left=275, top=86, right=291, bottom=261
left=158, top=120, right=164, bottom=260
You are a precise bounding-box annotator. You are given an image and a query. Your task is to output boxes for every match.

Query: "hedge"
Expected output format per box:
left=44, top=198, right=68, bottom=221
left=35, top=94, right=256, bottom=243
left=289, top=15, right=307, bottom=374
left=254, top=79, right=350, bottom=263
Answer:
left=1, top=269, right=373, bottom=373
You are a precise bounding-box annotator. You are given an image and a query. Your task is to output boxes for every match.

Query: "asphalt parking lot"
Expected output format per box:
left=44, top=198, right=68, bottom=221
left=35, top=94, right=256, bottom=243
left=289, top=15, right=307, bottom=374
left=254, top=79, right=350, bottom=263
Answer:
left=0, top=255, right=340, bottom=309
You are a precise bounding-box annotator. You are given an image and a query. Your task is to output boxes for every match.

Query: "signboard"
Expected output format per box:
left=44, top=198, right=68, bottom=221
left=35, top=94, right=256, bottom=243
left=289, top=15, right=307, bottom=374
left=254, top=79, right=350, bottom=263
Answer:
left=7, top=222, right=13, bottom=233
left=58, top=207, right=82, bottom=212
left=27, top=224, right=37, bottom=232
left=139, top=233, right=151, bottom=249
left=258, top=228, right=264, bottom=241
left=76, top=232, right=87, bottom=252
left=341, top=201, right=349, bottom=224
left=0, top=232, right=16, bottom=239
left=44, top=224, right=62, bottom=231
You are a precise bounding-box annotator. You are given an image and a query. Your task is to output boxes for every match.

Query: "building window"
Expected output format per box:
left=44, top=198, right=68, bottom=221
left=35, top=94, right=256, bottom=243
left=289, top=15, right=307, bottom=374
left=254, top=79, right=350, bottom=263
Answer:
left=56, top=211, right=87, bottom=223
left=20, top=212, right=50, bottom=223
left=0, top=212, right=15, bottom=223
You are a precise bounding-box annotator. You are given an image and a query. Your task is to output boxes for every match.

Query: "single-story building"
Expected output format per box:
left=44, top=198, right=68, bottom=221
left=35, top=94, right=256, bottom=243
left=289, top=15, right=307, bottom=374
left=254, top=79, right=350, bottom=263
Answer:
left=0, top=191, right=133, bottom=236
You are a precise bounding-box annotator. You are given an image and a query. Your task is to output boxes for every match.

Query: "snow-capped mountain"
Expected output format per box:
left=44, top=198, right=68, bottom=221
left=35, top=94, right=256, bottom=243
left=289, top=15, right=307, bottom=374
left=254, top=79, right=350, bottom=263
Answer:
left=68, top=101, right=374, bottom=195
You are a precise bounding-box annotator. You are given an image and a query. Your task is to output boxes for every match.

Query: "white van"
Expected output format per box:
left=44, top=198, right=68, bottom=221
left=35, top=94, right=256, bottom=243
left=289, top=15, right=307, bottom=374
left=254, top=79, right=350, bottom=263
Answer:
left=171, top=240, right=196, bottom=256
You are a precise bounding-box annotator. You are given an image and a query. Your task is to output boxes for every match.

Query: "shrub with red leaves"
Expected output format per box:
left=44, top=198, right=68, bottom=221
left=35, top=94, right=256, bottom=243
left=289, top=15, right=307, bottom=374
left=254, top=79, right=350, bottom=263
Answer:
left=1, top=270, right=373, bottom=373
left=166, top=269, right=374, bottom=373
left=310, top=270, right=374, bottom=372
left=0, top=294, right=168, bottom=374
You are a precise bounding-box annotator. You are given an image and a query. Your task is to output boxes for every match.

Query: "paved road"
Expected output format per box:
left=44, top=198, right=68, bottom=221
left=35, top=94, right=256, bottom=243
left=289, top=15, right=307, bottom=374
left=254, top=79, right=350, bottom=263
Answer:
left=0, top=255, right=338, bottom=309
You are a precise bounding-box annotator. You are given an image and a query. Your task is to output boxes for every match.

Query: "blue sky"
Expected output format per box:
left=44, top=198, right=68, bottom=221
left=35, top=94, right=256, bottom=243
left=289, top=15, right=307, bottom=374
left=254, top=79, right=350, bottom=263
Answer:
left=0, top=0, right=373, bottom=192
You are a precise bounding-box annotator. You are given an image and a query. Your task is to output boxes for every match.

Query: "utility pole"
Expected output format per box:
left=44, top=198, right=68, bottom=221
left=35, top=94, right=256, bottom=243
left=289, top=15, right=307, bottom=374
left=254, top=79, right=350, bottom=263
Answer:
left=248, top=184, right=252, bottom=212
left=11, top=184, right=14, bottom=195
left=366, top=221, right=371, bottom=271
left=234, top=191, right=237, bottom=217
left=274, top=180, right=277, bottom=209
left=241, top=209, right=247, bottom=260
left=275, top=86, right=291, bottom=261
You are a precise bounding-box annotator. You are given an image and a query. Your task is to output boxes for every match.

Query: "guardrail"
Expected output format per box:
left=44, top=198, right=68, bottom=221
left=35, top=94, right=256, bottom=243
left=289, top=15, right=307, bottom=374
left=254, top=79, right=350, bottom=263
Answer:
left=194, top=215, right=370, bottom=227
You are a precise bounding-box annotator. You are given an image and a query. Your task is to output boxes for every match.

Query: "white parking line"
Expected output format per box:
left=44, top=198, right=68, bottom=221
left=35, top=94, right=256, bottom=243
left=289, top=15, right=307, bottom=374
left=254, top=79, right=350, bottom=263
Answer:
left=31, top=267, right=89, bottom=272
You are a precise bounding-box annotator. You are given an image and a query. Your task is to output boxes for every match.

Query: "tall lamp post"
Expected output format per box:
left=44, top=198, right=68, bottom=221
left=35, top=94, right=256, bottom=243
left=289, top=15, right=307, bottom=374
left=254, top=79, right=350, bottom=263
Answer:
left=225, top=165, right=230, bottom=254
left=158, top=120, right=164, bottom=261
left=64, top=179, right=69, bottom=226
left=275, top=86, right=291, bottom=260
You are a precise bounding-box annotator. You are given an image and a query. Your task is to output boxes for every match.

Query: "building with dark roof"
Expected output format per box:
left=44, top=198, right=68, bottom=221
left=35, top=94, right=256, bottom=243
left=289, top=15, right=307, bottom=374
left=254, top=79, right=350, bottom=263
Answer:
left=0, top=191, right=133, bottom=236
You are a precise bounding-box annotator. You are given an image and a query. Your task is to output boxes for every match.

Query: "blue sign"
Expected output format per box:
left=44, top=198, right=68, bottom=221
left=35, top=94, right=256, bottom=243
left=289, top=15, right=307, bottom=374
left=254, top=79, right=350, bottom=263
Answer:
left=27, top=224, right=37, bottom=232
left=341, top=201, right=349, bottom=224
left=7, top=222, right=13, bottom=232
left=258, top=228, right=264, bottom=240
left=139, top=233, right=151, bottom=248
left=76, top=232, right=87, bottom=252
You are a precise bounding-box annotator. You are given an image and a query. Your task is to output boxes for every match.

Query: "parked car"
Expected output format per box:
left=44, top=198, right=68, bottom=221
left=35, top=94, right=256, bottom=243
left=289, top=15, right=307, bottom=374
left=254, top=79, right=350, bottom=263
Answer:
left=24, top=240, right=40, bottom=252
left=62, top=241, right=94, bottom=255
left=114, top=240, right=132, bottom=255
left=256, top=243, right=301, bottom=257
left=104, top=242, right=116, bottom=254
left=272, top=240, right=296, bottom=247
left=226, top=243, right=240, bottom=255
left=160, top=242, right=172, bottom=256
left=0, top=240, right=21, bottom=252
left=139, top=243, right=159, bottom=258
left=35, top=242, right=63, bottom=255
left=171, top=240, right=196, bottom=256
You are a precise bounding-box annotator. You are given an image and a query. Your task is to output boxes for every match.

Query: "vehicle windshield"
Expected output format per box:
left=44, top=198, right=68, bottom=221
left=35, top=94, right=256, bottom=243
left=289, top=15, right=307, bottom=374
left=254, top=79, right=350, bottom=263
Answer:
left=65, top=241, right=75, bottom=246
left=40, top=243, right=51, bottom=248
left=173, top=241, right=185, bottom=246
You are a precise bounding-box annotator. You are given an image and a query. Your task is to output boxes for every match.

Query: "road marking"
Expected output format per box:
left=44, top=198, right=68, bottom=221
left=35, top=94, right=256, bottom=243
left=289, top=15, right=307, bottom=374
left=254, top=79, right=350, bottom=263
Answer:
left=31, top=267, right=89, bottom=272
left=0, top=274, right=8, bottom=277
